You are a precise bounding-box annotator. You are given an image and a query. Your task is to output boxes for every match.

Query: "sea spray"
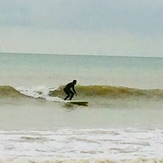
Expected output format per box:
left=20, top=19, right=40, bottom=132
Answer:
left=16, top=86, right=63, bottom=102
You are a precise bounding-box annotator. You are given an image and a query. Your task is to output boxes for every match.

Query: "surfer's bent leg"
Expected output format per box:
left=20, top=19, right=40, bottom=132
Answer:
left=64, top=88, right=70, bottom=100
left=69, top=90, right=74, bottom=100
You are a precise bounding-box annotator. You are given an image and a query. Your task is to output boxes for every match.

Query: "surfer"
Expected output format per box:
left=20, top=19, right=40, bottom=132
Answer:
left=64, top=80, right=77, bottom=100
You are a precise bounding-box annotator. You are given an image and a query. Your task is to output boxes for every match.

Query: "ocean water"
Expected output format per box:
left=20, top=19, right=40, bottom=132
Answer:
left=0, top=53, right=163, bottom=163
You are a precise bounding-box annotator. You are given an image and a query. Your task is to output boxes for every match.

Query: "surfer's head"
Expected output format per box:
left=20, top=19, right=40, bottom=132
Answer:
left=73, top=80, right=77, bottom=85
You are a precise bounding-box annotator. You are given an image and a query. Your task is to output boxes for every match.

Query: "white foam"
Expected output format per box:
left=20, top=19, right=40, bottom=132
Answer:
left=0, top=128, right=163, bottom=161
left=16, top=86, right=64, bottom=102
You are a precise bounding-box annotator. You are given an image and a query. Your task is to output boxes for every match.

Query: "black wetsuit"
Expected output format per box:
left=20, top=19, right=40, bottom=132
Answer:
left=64, top=82, right=76, bottom=100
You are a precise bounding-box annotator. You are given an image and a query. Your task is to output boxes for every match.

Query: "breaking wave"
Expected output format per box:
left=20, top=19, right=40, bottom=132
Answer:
left=1, top=85, right=163, bottom=108
left=1, top=85, right=163, bottom=100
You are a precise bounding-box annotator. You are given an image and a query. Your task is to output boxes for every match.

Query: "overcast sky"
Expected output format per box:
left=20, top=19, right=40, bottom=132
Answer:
left=0, top=0, right=163, bottom=57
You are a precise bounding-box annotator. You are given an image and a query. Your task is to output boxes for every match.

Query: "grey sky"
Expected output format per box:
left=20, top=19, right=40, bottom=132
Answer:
left=0, top=0, right=163, bottom=57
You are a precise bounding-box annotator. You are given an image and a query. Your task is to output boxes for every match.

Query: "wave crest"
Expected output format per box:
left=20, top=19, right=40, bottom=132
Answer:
left=49, top=85, right=163, bottom=99
left=0, top=86, right=24, bottom=97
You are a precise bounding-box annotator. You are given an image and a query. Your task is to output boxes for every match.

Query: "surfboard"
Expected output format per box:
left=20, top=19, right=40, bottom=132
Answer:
left=66, top=100, right=88, bottom=106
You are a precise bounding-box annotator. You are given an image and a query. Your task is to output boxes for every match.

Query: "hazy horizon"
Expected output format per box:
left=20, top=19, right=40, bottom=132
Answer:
left=1, top=0, right=163, bottom=57
left=1, top=52, right=163, bottom=59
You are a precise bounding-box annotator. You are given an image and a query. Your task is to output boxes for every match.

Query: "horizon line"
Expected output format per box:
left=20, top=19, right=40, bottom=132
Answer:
left=0, top=51, right=162, bottom=59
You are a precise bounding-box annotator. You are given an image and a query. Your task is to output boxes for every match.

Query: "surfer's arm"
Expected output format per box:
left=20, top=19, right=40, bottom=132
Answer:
left=72, top=86, right=77, bottom=95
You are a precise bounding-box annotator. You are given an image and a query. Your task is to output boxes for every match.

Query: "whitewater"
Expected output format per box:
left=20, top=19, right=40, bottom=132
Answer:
left=0, top=53, right=163, bottom=162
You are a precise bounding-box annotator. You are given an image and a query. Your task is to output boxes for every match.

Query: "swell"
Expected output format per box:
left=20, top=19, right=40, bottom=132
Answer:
left=49, top=85, right=163, bottom=100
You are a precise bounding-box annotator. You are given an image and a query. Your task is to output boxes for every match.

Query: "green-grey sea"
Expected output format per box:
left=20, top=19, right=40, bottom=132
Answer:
left=0, top=53, right=163, bottom=162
